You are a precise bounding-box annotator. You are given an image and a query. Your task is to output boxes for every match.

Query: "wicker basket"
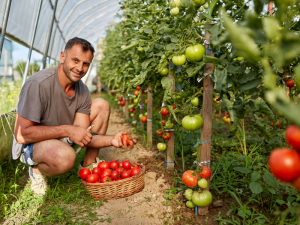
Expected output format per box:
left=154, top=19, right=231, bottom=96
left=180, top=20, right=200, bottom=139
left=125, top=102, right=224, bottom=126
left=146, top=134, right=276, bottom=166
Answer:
left=82, top=164, right=145, bottom=200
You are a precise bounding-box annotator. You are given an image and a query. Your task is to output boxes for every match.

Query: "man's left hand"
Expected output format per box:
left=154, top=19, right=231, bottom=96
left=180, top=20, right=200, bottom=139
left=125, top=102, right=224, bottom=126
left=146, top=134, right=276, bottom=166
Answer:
left=111, top=132, right=137, bottom=149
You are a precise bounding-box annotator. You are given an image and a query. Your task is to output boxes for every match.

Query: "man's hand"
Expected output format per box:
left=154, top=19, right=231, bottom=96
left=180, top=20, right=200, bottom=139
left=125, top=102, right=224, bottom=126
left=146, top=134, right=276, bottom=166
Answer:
left=111, top=132, right=137, bottom=149
left=68, top=125, right=93, bottom=147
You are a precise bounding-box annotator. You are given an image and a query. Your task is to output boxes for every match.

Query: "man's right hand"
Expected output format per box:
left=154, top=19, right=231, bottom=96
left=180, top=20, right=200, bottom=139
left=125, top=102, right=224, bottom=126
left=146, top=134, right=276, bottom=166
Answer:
left=68, top=125, right=93, bottom=147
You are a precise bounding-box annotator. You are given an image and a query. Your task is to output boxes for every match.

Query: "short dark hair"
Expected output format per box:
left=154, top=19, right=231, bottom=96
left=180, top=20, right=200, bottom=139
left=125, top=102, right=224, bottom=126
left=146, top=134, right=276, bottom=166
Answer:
left=65, top=37, right=95, bottom=56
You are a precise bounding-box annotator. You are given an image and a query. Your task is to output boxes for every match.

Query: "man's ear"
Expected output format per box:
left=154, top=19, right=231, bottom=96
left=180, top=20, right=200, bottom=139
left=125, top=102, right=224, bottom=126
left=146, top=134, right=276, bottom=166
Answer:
left=60, top=51, right=66, bottom=64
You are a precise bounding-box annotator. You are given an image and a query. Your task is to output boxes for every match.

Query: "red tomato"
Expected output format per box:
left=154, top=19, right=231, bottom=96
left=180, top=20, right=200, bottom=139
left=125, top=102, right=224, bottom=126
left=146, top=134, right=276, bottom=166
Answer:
left=100, top=176, right=111, bottom=183
left=130, top=108, right=134, bottom=113
left=162, top=132, right=171, bottom=140
left=120, top=101, right=125, bottom=106
left=121, top=135, right=133, bottom=145
left=79, top=168, right=91, bottom=179
left=131, top=167, right=141, bottom=176
left=123, top=161, right=131, bottom=170
left=121, top=170, right=131, bottom=179
left=141, top=116, right=147, bottom=123
left=269, top=148, right=300, bottom=182
left=111, top=171, right=119, bottom=180
left=160, top=107, right=169, bottom=116
left=286, top=79, right=295, bottom=88
left=156, top=129, right=163, bottom=135
left=173, top=105, right=176, bottom=109
left=119, top=161, right=123, bottom=167
left=161, top=120, right=167, bottom=126
left=270, top=119, right=281, bottom=128
left=131, top=163, right=139, bottom=169
left=110, top=161, right=119, bottom=170
left=98, top=162, right=109, bottom=170
left=136, top=86, right=141, bottom=91
left=92, top=167, right=101, bottom=176
left=142, top=89, right=145, bottom=94
left=118, top=97, right=123, bottom=101
left=86, top=174, right=99, bottom=183
left=116, top=167, right=125, bottom=173
left=115, top=178, right=122, bottom=181
left=199, top=167, right=212, bottom=179
left=100, top=168, right=112, bottom=178
left=286, top=125, right=300, bottom=152
left=134, top=90, right=139, bottom=97
left=182, top=170, right=199, bottom=188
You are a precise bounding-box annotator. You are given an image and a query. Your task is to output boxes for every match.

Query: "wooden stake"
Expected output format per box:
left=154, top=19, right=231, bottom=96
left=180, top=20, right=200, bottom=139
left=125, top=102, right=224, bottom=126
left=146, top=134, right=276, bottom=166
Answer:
left=198, top=22, right=214, bottom=216
left=166, top=61, right=175, bottom=170
left=147, top=85, right=153, bottom=147
left=124, top=97, right=128, bottom=120
left=140, top=94, right=144, bottom=129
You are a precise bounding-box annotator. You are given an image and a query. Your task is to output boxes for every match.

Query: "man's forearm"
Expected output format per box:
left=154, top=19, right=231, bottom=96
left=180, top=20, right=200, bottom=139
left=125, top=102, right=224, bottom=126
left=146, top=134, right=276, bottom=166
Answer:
left=86, top=134, right=114, bottom=148
left=15, top=125, right=72, bottom=144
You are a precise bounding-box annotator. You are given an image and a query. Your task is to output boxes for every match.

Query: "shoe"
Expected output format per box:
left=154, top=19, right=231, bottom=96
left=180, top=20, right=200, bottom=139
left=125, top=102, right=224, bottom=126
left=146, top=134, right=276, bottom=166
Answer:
left=29, top=166, right=48, bottom=196
left=78, top=157, right=104, bottom=176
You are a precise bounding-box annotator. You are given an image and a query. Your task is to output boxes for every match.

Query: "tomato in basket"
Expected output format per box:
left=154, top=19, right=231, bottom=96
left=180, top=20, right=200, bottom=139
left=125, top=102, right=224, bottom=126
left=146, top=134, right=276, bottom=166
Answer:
left=131, top=167, right=141, bottom=176
left=79, top=168, right=91, bottom=179
left=100, top=176, right=111, bottom=183
left=121, top=170, right=131, bottom=179
left=86, top=174, right=99, bottom=183
left=110, top=161, right=119, bottom=170
left=100, top=168, right=112, bottom=177
left=123, top=161, right=131, bottom=170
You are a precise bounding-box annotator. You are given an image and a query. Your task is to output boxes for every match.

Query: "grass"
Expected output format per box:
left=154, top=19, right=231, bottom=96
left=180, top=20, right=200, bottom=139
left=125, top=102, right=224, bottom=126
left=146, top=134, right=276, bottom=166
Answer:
left=0, top=80, right=22, bottom=116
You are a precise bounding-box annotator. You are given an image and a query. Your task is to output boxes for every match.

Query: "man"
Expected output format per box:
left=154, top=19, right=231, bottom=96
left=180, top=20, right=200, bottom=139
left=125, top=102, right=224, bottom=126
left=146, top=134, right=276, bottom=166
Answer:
left=13, top=37, right=135, bottom=196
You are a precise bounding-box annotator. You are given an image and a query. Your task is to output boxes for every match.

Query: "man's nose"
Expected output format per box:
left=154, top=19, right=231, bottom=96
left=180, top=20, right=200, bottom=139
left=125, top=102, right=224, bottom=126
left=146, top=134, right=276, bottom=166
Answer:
left=76, top=62, right=83, bottom=72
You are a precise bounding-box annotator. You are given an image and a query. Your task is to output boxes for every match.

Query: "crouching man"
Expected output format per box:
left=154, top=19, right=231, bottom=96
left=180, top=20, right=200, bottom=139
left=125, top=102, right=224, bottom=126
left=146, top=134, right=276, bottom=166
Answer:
left=13, top=37, right=136, bottom=196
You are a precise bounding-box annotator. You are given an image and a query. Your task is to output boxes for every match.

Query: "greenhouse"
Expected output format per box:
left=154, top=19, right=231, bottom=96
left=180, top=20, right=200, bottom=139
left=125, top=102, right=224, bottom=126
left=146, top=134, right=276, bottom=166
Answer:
left=1, top=0, right=300, bottom=224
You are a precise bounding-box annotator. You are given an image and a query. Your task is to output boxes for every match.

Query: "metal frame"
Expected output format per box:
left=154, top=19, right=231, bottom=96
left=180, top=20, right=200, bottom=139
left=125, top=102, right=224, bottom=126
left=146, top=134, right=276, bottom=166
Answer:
left=42, top=0, right=58, bottom=69
left=22, top=0, right=43, bottom=87
left=0, top=0, right=12, bottom=60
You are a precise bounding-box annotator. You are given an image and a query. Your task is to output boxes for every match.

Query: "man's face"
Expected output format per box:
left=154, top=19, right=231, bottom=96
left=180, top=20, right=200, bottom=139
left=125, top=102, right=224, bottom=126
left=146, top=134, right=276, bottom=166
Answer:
left=60, top=44, right=93, bottom=83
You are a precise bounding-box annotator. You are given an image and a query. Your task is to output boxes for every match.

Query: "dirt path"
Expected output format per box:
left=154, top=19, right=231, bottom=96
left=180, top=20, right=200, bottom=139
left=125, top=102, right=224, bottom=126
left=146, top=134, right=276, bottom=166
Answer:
left=94, top=111, right=175, bottom=225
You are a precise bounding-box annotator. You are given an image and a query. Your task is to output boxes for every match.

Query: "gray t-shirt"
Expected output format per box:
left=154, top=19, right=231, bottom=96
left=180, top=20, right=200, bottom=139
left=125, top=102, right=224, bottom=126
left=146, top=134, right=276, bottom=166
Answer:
left=12, top=66, right=91, bottom=159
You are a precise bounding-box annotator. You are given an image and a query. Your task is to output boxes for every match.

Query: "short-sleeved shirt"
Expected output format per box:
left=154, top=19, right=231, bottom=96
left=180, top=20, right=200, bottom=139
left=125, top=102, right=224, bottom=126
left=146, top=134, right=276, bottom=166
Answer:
left=12, top=66, right=92, bottom=159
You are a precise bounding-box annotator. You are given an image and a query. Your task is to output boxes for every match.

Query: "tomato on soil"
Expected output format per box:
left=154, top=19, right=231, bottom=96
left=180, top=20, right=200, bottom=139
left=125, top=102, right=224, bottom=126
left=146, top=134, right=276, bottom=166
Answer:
left=86, top=174, right=99, bottom=183
left=141, top=116, right=147, bottom=123
left=162, top=132, right=171, bottom=140
left=79, top=168, right=91, bottom=179
left=199, top=167, right=211, bottom=179
left=286, top=125, right=300, bottom=152
left=121, top=135, right=133, bottom=145
left=110, top=161, right=119, bottom=170
left=123, top=161, right=131, bottom=170
left=131, top=167, right=141, bottom=176
left=156, top=129, right=163, bottom=135
left=92, top=167, right=101, bottom=176
left=268, top=148, right=300, bottom=182
left=121, top=170, right=131, bottom=179
left=160, top=107, right=169, bottom=116
left=182, top=170, right=199, bottom=188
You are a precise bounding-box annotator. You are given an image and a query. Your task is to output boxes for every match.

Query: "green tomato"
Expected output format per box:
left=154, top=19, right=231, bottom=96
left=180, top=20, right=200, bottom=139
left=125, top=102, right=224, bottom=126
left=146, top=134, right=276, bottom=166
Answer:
left=130, top=113, right=134, bottom=117
left=134, top=98, right=141, bottom=104
left=182, top=115, right=203, bottom=131
left=192, top=191, right=212, bottom=207
left=170, top=7, right=179, bottom=16
left=237, top=56, right=244, bottom=62
left=144, top=112, right=148, bottom=116
left=172, top=55, right=186, bottom=66
left=114, top=98, right=118, bottom=102
left=157, top=143, right=167, bottom=151
left=139, top=114, right=144, bottom=119
left=160, top=68, right=169, bottom=76
left=185, top=189, right=193, bottom=200
left=203, top=3, right=208, bottom=9
left=138, top=46, right=144, bottom=52
left=170, top=0, right=181, bottom=7
left=186, top=201, right=195, bottom=208
left=165, top=120, right=174, bottom=129
left=115, top=84, right=119, bottom=88
left=132, top=120, right=137, bottom=125
left=199, top=6, right=204, bottom=12
left=193, top=0, right=205, bottom=5
left=177, top=77, right=183, bottom=84
left=198, top=178, right=208, bottom=189
left=128, top=104, right=134, bottom=109
left=185, top=44, right=205, bottom=62
left=191, top=97, right=199, bottom=106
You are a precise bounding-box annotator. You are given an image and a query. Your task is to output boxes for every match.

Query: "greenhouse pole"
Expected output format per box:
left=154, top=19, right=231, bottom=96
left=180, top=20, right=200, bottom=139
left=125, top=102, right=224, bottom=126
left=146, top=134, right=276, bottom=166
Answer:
left=42, top=0, right=58, bottom=69
left=147, top=85, right=152, bottom=146
left=0, top=0, right=12, bottom=60
left=166, top=61, right=175, bottom=170
left=198, top=22, right=214, bottom=216
left=22, top=0, right=43, bottom=87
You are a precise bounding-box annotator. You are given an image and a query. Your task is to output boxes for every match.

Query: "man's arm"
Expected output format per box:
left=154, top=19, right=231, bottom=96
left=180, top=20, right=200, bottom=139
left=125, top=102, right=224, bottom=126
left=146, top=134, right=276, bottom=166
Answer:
left=14, top=113, right=92, bottom=147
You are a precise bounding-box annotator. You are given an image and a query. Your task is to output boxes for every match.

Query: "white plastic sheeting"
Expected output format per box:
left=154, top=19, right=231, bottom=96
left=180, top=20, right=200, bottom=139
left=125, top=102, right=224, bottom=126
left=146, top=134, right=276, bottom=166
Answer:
left=0, top=0, right=121, bottom=60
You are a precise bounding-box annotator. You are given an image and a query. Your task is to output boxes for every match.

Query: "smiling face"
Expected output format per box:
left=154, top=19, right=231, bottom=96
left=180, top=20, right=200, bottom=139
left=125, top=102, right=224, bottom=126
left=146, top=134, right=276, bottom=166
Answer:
left=60, top=44, right=93, bottom=83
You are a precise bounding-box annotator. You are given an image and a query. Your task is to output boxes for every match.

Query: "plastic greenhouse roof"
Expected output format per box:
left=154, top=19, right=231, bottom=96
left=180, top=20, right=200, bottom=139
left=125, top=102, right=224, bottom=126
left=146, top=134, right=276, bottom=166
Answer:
left=0, top=0, right=122, bottom=60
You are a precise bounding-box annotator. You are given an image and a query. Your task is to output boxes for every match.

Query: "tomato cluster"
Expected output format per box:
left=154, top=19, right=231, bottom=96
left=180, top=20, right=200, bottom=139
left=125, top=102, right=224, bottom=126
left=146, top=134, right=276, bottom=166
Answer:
left=269, top=125, right=300, bottom=190
left=181, top=167, right=213, bottom=208
left=79, top=160, right=141, bottom=183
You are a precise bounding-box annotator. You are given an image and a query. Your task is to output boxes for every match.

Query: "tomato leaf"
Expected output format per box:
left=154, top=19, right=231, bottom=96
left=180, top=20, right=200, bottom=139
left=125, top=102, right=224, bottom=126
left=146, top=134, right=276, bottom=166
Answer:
left=249, top=181, right=263, bottom=194
left=214, top=68, right=227, bottom=93
left=239, top=78, right=262, bottom=92
left=203, top=55, right=221, bottom=64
